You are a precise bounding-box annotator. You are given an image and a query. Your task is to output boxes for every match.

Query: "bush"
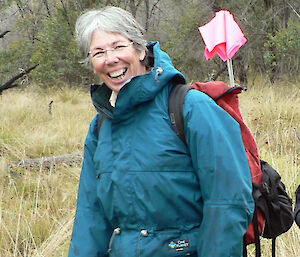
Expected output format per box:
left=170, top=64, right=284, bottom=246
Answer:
left=264, top=21, right=300, bottom=82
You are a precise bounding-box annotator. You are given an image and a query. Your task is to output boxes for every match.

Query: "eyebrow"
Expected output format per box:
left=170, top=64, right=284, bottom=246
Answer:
left=90, top=40, right=129, bottom=52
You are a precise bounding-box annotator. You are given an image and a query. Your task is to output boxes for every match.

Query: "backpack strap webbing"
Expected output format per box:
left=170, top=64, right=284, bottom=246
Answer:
left=97, top=113, right=107, bottom=138
left=243, top=206, right=262, bottom=257
left=169, top=84, right=193, bottom=145
left=272, top=238, right=276, bottom=257
left=253, top=207, right=262, bottom=257
left=243, top=235, right=248, bottom=257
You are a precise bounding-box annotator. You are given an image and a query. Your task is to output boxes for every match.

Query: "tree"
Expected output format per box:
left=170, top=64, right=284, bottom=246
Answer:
left=162, top=0, right=300, bottom=83
left=29, top=2, right=97, bottom=86
left=1, top=0, right=299, bottom=87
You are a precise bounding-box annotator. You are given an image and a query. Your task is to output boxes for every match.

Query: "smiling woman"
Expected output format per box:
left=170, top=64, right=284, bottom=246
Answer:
left=75, top=7, right=148, bottom=94
left=69, top=6, right=255, bottom=257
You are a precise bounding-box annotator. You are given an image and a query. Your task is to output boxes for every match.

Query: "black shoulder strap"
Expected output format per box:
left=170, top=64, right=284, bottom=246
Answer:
left=169, top=84, right=193, bottom=144
left=97, top=113, right=107, bottom=138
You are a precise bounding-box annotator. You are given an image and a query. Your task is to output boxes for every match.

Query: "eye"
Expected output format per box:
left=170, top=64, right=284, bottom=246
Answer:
left=114, top=44, right=127, bottom=51
left=92, top=50, right=105, bottom=58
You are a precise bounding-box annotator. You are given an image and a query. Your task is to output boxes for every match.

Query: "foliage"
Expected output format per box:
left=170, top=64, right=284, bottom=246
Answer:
left=264, top=21, right=300, bottom=81
left=0, top=40, right=37, bottom=84
left=29, top=3, right=96, bottom=86
left=161, top=2, right=219, bottom=82
left=0, top=0, right=14, bottom=8
left=1, top=0, right=300, bottom=87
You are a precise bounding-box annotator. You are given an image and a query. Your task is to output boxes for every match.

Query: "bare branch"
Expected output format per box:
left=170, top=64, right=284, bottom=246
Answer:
left=149, top=0, right=160, bottom=20
left=0, top=64, right=39, bottom=94
left=43, top=0, right=52, bottom=17
left=60, top=0, right=74, bottom=36
left=0, top=30, right=10, bottom=39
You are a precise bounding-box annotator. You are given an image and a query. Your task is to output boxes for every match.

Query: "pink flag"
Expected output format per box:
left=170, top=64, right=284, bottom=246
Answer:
left=198, top=10, right=247, bottom=62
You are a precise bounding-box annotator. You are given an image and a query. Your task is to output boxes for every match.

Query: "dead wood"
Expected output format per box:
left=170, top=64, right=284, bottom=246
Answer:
left=9, top=151, right=83, bottom=170
left=0, top=64, right=39, bottom=94
left=0, top=30, right=10, bottom=39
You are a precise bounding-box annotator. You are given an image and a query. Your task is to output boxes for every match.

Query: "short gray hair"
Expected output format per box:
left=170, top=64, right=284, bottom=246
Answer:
left=75, top=6, right=147, bottom=68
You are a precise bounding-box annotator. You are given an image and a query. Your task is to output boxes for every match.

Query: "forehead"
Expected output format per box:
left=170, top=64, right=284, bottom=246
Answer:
left=90, top=29, right=129, bottom=49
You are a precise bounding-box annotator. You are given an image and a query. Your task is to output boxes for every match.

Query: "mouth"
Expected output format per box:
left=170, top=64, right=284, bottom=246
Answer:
left=108, top=68, right=127, bottom=80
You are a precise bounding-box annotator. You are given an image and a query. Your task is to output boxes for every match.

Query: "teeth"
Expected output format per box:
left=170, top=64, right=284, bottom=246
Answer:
left=109, top=68, right=127, bottom=78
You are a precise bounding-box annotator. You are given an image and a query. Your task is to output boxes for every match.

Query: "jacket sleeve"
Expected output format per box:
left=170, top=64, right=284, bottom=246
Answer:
left=184, top=91, right=254, bottom=257
left=68, top=114, right=113, bottom=257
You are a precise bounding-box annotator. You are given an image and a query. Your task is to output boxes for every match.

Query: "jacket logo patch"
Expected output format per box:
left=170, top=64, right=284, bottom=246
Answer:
left=168, top=239, right=190, bottom=251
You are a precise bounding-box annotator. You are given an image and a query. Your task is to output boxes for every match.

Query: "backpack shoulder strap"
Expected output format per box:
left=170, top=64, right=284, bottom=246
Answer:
left=169, top=84, right=193, bottom=144
left=97, top=113, right=107, bottom=138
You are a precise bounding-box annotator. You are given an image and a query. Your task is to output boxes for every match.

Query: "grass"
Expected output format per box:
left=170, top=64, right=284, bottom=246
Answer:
left=0, top=80, right=299, bottom=257
left=0, top=85, right=94, bottom=257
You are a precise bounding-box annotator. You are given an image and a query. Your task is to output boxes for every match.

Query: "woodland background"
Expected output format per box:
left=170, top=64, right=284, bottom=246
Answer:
left=0, top=1, right=300, bottom=257
left=0, top=0, right=300, bottom=88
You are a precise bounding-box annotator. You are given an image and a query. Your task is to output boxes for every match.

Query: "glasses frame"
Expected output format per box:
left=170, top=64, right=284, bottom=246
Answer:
left=88, top=42, right=134, bottom=59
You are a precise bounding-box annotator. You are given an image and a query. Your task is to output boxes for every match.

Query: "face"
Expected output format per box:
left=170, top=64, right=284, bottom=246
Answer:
left=89, top=29, right=147, bottom=93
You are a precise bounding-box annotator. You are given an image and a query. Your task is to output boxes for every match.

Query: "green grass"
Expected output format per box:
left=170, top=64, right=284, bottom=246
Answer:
left=0, top=80, right=299, bottom=257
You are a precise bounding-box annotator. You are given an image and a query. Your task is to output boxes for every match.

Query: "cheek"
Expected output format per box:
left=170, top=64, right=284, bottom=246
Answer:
left=92, top=61, right=105, bottom=75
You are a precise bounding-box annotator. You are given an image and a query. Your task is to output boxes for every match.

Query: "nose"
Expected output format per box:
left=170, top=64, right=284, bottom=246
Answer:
left=105, top=50, right=119, bottom=64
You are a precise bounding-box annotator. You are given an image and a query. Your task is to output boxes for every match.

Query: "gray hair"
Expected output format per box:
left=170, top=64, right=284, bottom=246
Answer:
left=75, top=6, right=147, bottom=68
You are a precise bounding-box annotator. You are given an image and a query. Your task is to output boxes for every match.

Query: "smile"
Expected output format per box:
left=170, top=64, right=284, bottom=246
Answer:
left=108, top=68, right=127, bottom=80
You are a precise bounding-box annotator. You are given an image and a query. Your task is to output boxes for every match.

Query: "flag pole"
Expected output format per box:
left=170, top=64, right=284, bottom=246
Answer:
left=227, top=58, right=234, bottom=87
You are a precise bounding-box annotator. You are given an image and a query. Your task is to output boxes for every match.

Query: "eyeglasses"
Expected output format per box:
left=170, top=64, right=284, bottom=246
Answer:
left=89, top=42, right=134, bottom=60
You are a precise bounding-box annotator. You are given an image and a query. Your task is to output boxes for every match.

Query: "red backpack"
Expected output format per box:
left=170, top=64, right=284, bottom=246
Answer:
left=168, top=81, right=294, bottom=257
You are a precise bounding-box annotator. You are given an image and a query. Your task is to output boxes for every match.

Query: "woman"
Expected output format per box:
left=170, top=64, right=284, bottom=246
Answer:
left=69, top=6, right=254, bottom=257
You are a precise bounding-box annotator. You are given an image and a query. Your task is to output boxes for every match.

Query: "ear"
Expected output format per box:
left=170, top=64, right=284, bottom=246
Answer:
left=139, top=49, right=146, bottom=61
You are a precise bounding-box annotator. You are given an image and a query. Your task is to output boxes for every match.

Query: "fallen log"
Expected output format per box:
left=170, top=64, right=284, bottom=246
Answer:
left=9, top=151, right=83, bottom=170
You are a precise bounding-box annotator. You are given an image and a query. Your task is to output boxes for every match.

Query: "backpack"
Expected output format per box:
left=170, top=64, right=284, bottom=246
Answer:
left=168, top=81, right=294, bottom=257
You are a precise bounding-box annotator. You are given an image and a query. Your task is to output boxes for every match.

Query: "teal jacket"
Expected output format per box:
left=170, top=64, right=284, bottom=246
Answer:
left=68, top=42, right=254, bottom=257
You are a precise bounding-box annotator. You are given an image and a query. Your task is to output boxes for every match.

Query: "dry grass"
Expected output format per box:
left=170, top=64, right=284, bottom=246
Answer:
left=239, top=78, right=300, bottom=257
left=0, top=80, right=299, bottom=257
left=0, top=86, right=94, bottom=257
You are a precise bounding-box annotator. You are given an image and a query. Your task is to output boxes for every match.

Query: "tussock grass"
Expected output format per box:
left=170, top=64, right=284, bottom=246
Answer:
left=1, top=86, right=94, bottom=161
left=0, top=81, right=299, bottom=257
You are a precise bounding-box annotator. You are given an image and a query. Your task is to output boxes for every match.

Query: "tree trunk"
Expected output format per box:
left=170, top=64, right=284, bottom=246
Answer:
left=282, top=0, right=290, bottom=29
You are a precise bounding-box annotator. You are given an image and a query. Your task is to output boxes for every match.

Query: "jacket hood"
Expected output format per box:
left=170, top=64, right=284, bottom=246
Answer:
left=91, top=41, right=185, bottom=121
